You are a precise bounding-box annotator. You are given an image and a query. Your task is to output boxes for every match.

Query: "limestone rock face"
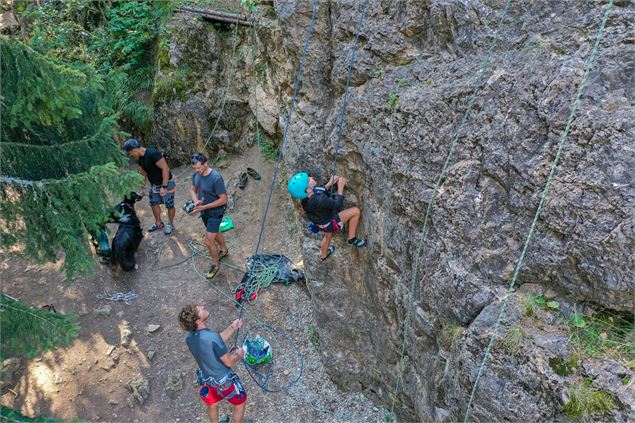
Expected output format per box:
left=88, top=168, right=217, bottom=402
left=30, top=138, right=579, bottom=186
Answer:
left=157, top=1, right=634, bottom=421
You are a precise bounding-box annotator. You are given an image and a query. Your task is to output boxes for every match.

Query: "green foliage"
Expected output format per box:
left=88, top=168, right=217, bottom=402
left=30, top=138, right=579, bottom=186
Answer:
left=500, top=324, right=525, bottom=355
left=387, top=92, right=399, bottom=108
left=258, top=132, right=280, bottom=161
left=424, top=79, right=433, bottom=86
left=0, top=294, right=80, bottom=361
left=152, top=67, right=192, bottom=104
left=307, top=324, right=319, bottom=351
left=240, top=0, right=258, bottom=13
left=571, top=313, right=587, bottom=328
left=549, top=355, right=579, bottom=377
left=0, top=405, right=85, bottom=422
left=524, top=294, right=551, bottom=317
left=20, top=0, right=174, bottom=135
left=371, top=67, right=384, bottom=78
left=1, top=38, right=84, bottom=130
left=439, top=321, right=463, bottom=348
left=0, top=39, right=143, bottom=276
left=569, top=309, right=634, bottom=367
left=397, top=79, right=409, bottom=88
left=563, top=382, right=615, bottom=420
left=383, top=412, right=395, bottom=423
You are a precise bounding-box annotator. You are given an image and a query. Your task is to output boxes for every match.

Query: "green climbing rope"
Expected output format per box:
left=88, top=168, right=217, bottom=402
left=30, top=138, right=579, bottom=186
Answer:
left=390, top=0, right=514, bottom=416
left=463, top=1, right=615, bottom=421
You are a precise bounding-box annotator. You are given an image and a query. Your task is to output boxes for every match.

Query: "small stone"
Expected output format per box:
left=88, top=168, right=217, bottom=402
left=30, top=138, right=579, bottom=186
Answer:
left=543, top=289, right=557, bottom=300
left=94, top=304, right=112, bottom=317
left=54, top=374, right=63, bottom=384
left=108, top=399, right=118, bottom=405
left=116, top=311, right=124, bottom=318
left=600, top=332, right=608, bottom=340
left=147, top=350, right=156, bottom=361
left=373, top=407, right=379, bottom=412
left=38, top=277, right=46, bottom=285
left=146, top=324, right=161, bottom=333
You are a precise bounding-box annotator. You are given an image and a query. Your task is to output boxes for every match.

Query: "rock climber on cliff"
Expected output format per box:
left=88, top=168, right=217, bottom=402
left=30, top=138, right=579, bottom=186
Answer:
left=288, top=172, right=366, bottom=260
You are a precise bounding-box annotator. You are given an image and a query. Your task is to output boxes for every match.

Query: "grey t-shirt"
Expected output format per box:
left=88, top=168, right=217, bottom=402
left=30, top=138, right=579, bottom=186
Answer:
left=185, top=329, right=231, bottom=381
left=192, top=169, right=226, bottom=213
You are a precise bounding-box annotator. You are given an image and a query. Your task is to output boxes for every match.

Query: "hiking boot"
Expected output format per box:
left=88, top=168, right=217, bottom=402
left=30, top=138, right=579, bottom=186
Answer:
left=219, top=248, right=229, bottom=260
left=206, top=264, right=220, bottom=279
left=164, top=224, right=174, bottom=235
left=348, top=237, right=367, bottom=247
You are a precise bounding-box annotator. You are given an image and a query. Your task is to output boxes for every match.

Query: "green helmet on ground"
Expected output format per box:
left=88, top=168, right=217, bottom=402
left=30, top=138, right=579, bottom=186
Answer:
left=243, top=337, right=272, bottom=366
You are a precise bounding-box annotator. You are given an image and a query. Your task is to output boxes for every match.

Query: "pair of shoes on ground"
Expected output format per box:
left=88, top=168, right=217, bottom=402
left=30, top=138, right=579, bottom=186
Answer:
left=239, top=167, right=261, bottom=189
left=206, top=248, right=229, bottom=279
left=320, top=237, right=367, bottom=260
left=148, top=222, right=174, bottom=235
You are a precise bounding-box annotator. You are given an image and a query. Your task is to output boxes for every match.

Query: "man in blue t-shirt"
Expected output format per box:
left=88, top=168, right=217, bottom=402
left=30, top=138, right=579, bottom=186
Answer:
left=188, top=152, right=229, bottom=279
left=179, top=304, right=246, bottom=423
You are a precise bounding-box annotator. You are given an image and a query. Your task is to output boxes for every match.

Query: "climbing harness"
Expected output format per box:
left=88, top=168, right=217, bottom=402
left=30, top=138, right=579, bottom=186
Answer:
left=463, top=2, right=615, bottom=421
left=196, top=369, right=246, bottom=404
left=96, top=290, right=138, bottom=305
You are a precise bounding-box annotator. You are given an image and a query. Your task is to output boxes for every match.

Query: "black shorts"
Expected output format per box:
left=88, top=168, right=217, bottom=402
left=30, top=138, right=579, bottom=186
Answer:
left=202, top=210, right=225, bottom=233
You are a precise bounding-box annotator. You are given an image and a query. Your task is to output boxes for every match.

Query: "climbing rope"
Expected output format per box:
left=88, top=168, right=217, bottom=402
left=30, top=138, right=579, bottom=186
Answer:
left=96, top=290, right=139, bottom=305
left=329, top=0, right=367, bottom=187
left=463, top=2, right=615, bottom=421
left=233, top=0, right=320, bottom=350
left=251, top=0, right=319, bottom=256
left=187, top=240, right=306, bottom=394
left=390, top=0, right=514, bottom=416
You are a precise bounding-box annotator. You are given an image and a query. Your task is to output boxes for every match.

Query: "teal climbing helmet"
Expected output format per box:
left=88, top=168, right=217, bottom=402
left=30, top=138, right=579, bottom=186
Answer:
left=287, top=172, right=309, bottom=199
left=243, top=337, right=272, bottom=366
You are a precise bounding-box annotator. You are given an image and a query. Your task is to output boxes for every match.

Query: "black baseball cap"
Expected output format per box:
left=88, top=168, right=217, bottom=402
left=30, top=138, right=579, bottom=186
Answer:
left=123, top=139, right=141, bottom=154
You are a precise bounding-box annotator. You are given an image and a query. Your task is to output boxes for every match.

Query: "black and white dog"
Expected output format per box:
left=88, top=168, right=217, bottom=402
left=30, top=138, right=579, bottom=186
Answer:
left=110, top=192, right=143, bottom=271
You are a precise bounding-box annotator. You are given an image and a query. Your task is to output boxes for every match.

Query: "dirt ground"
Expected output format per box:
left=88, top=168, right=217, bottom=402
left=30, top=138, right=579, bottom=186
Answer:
left=1, top=146, right=387, bottom=423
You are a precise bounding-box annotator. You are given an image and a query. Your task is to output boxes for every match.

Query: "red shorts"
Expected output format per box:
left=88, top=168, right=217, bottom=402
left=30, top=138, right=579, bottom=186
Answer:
left=198, top=381, right=247, bottom=406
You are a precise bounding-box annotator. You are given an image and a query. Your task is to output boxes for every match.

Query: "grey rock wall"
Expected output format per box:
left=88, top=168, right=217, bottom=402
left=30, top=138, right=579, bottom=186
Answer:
left=155, top=0, right=634, bottom=421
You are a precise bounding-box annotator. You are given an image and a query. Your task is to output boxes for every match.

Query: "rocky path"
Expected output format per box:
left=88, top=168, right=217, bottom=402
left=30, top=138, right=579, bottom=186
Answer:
left=0, top=147, right=388, bottom=422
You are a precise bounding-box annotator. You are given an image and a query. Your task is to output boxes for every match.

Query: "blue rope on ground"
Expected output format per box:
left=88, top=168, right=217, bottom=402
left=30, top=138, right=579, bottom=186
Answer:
left=390, top=0, right=514, bottom=416
left=463, top=2, right=614, bottom=421
left=329, top=0, right=367, bottom=185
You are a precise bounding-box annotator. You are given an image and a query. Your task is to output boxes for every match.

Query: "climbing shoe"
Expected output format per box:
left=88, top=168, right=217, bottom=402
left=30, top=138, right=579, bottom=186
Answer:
left=246, top=167, right=261, bottom=180
left=348, top=237, right=367, bottom=247
left=239, top=172, right=248, bottom=189
left=206, top=264, right=220, bottom=279
left=219, top=248, right=229, bottom=260
left=320, top=245, right=335, bottom=261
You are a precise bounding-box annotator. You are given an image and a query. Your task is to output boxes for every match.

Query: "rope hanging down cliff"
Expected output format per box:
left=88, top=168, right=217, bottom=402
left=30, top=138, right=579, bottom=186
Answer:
left=390, top=0, right=515, bottom=416
left=463, top=1, right=615, bottom=421
left=234, top=0, right=319, bottom=347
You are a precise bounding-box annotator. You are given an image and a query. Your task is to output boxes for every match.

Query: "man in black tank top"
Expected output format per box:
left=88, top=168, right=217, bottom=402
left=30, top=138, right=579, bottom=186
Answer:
left=124, top=139, right=176, bottom=235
